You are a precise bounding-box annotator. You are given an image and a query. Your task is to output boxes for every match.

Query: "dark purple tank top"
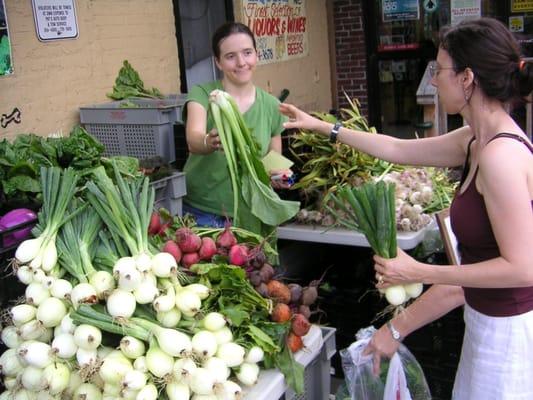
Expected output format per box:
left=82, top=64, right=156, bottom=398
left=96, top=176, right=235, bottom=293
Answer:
left=449, top=133, right=533, bottom=317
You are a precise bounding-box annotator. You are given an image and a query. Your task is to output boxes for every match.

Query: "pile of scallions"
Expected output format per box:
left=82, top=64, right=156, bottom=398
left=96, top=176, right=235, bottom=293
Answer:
left=1, top=165, right=275, bottom=399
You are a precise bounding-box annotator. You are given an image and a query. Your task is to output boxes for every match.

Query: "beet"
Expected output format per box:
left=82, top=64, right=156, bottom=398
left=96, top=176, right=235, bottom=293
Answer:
left=175, top=228, right=202, bottom=253
left=291, top=313, right=311, bottom=336
left=198, top=237, right=217, bottom=261
left=229, top=244, right=248, bottom=266
left=258, top=263, right=275, bottom=283
left=288, top=283, right=303, bottom=304
left=216, top=222, right=237, bottom=249
left=271, top=303, right=291, bottom=323
left=157, top=221, right=171, bottom=236
left=256, top=283, right=269, bottom=298
left=298, top=305, right=311, bottom=320
left=301, top=285, right=318, bottom=306
left=181, top=252, right=200, bottom=269
left=287, top=332, right=304, bottom=353
left=249, top=270, right=262, bottom=287
left=246, top=245, right=267, bottom=269
left=162, top=240, right=182, bottom=263
left=148, top=211, right=161, bottom=235
left=267, top=280, right=291, bottom=304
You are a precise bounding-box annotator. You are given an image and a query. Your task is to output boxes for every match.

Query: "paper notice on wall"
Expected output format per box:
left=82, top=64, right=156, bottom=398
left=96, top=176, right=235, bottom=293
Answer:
left=31, top=0, right=78, bottom=41
left=241, top=0, right=308, bottom=65
left=512, top=0, right=533, bottom=13
left=451, top=0, right=481, bottom=26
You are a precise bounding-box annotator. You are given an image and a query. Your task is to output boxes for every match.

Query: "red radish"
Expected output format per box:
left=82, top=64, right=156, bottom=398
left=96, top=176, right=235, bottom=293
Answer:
left=266, top=280, right=291, bottom=304
left=271, top=303, right=291, bottom=323
left=148, top=211, right=162, bottom=235
left=287, top=332, right=303, bottom=353
left=291, top=313, right=311, bottom=336
left=216, top=222, right=237, bottom=249
left=157, top=222, right=171, bottom=236
left=162, top=240, right=182, bottom=263
left=229, top=244, right=248, bottom=266
left=181, top=252, right=200, bottom=269
left=175, top=228, right=201, bottom=253
left=198, top=237, right=217, bottom=261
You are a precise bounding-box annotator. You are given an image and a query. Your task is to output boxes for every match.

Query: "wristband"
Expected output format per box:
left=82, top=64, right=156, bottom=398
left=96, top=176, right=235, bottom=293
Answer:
left=329, top=122, right=342, bottom=143
left=387, top=321, right=402, bottom=342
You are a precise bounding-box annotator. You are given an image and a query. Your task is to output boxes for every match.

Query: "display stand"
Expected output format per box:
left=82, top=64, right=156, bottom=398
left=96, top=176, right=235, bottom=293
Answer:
left=277, top=222, right=434, bottom=250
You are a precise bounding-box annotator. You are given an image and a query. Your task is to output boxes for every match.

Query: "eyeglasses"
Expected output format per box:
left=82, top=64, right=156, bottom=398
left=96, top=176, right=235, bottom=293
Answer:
left=428, top=61, right=455, bottom=77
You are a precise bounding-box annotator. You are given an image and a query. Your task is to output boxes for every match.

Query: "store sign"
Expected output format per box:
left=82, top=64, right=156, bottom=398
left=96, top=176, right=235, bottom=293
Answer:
left=510, top=16, right=525, bottom=32
left=241, top=0, right=308, bottom=65
left=31, top=0, right=78, bottom=41
left=0, top=0, right=13, bottom=76
left=382, top=0, right=420, bottom=22
left=423, top=0, right=439, bottom=13
left=512, top=0, right=533, bottom=12
left=450, top=0, right=481, bottom=26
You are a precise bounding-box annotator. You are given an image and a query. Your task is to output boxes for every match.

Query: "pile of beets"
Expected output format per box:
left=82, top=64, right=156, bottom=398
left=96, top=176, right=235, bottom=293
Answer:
left=149, top=213, right=319, bottom=353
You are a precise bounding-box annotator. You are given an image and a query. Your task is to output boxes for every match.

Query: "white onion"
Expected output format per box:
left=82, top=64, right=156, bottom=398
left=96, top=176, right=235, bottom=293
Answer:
left=0, top=348, right=24, bottom=377
left=36, top=297, right=67, bottom=328
left=173, top=357, right=197, bottom=383
left=203, top=357, right=230, bottom=383
left=106, top=289, right=136, bottom=318
left=98, top=354, right=132, bottom=385
left=36, top=327, right=53, bottom=343
left=52, top=333, right=78, bottom=359
left=121, top=369, right=147, bottom=390
left=11, top=304, right=37, bottom=326
left=245, top=346, right=264, bottom=364
left=73, top=383, right=103, bottom=399
left=60, top=314, right=76, bottom=334
left=192, top=330, right=218, bottom=359
left=50, top=278, right=73, bottom=299
left=213, top=327, right=233, bottom=345
left=64, top=370, right=83, bottom=398
left=18, top=341, right=53, bottom=368
left=151, top=252, right=176, bottom=277
left=216, top=342, right=245, bottom=367
left=218, top=380, right=242, bottom=400
left=156, top=307, right=182, bottom=327
left=113, top=256, right=136, bottom=275
left=185, top=283, right=210, bottom=300
left=153, top=286, right=176, bottom=313
left=89, top=270, right=115, bottom=299
left=119, top=336, right=146, bottom=359
left=189, top=367, right=215, bottom=395
left=135, top=252, right=153, bottom=272
left=32, top=268, right=47, bottom=284
left=76, top=347, right=97, bottom=367
left=404, top=282, right=424, bottom=299
left=133, top=356, right=148, bottom=372
left=385, top=285, right=407, bottom=306
left=4, top=376, right=17, bottom=390
left=25, top=283, right=50, bottom=306
left=136, top=384, right=158, bottom=400
left=1, top=325, right=22, bottom=348
left=152, top=326, right=192, bottom=357
left=166, top=381, right=190, bottom=400
left=236, top=362, right=259, bottom=386
left=70, top=283, right=97, bottom=308
left=118, top=266, right=142, bottom=292
left=12, top=388, right=38, bottom=400
left=21, top=365, right=45, bottom=391
left=41, top=239, right=58, bottom=272
left=17, top=319, right=47, bottom=341
left=16, top=236, right=44, bottom=264
left=16, top=265, right=34, bottom=285
left=145, top=345, right=174, bottom=378
left=202, top=312, right=226, bottom=332
left=175, top=289, right=201, bottom=317
left=42, top=362, right=70, bottom=394
left=74, top=324, right=102, bottom=350
left=133, top=280, right=159, bottom=304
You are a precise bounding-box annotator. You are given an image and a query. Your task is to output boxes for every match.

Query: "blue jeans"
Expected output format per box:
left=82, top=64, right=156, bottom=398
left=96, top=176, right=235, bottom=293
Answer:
left=182, top=203, right=228, bottom=228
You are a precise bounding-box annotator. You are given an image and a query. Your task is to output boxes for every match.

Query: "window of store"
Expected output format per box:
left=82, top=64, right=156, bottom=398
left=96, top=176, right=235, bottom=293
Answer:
left=364, top=0, right=532, bottom=137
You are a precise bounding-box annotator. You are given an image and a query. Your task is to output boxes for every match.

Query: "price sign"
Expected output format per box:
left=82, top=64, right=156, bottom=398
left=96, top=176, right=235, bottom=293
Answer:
left=32, top=0, right=78, bottom=41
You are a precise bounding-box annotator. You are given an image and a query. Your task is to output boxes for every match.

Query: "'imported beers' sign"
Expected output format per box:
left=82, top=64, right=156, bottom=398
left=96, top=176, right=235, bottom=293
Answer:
left=241, top=0, right=308, bottom=65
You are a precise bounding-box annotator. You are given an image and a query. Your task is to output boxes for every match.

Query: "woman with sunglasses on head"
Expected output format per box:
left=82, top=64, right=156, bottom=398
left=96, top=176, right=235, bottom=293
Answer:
left=182, top=22, right=291, bottom=228
left=280, top=17, right=533, bottom=398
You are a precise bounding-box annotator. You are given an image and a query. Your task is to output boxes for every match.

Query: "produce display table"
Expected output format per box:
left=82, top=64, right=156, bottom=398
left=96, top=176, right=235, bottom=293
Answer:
left=277, top=221, right=436, bottom=250
left=243, top=325, right=336, bottom=400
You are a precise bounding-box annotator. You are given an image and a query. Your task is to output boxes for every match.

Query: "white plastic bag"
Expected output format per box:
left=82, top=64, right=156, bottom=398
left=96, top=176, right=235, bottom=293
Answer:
left=340, top=326, right=431, bottom=400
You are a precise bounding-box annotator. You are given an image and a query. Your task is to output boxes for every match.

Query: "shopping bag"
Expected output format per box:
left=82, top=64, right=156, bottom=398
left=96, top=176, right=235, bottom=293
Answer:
left=340, top=326, right=431, bottom=400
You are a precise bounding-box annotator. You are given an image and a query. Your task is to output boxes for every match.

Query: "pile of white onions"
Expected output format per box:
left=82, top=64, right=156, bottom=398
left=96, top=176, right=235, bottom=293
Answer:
left=2, top=249, right=269, bottom=399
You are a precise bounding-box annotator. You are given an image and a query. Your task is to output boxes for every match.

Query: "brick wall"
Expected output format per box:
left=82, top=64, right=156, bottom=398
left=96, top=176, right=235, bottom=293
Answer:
left=332, top=0, right=368, bottom=117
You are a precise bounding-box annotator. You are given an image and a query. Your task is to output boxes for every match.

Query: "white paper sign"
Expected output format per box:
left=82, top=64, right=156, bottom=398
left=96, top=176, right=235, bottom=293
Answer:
left=451, top=0, right=481, bottom=26
left=32, top=0, right=78, bottom=41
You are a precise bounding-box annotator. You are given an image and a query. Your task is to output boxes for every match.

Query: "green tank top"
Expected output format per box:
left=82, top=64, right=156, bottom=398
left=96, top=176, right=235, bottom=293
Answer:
left=182, top=81, right=286, bottom=217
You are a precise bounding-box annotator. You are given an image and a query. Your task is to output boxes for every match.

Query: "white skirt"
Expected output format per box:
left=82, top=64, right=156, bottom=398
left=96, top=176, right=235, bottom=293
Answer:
left=452, top=304, right=533, bottom=400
